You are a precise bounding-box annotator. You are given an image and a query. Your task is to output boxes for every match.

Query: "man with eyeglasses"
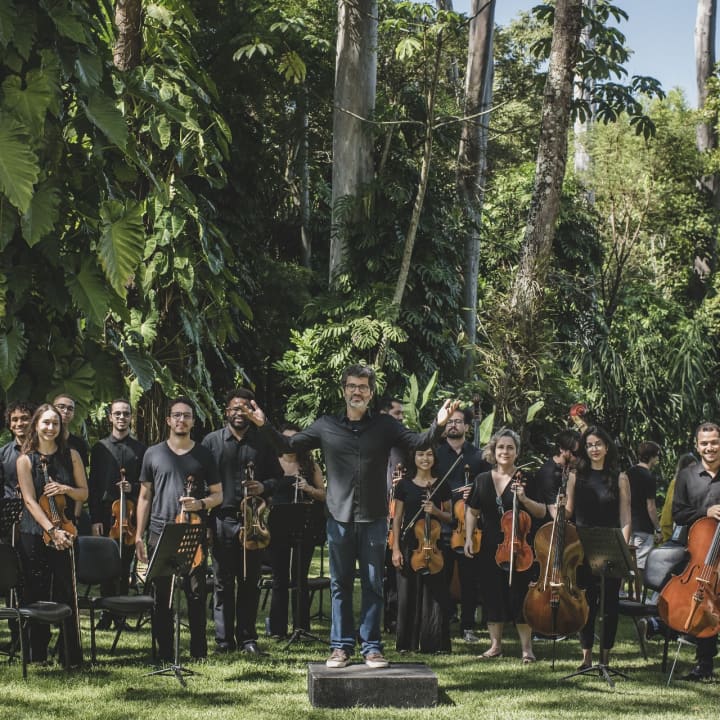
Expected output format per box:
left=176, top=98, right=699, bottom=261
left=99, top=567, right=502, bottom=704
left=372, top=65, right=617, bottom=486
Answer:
left=135, top=396, right=223, bottom=661
left=88, top=399, right=147, bottom=627
left=201, top=388, right=282, bottom=655
left=241, top=364, right=459, bottom=669
left=435, top=407, right=491, bottom=643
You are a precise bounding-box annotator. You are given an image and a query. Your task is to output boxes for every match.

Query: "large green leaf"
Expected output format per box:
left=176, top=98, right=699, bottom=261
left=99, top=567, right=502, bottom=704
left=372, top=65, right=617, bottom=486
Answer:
left=0, top=322, right=28, bottom=391
left=67, top=258, right=114, bottom=326
left=0, top=195, right=17, bottom=252
left=2, top=70, right=53, bottom=135
left=129, top=308, right=159, bottom=345
left=49, top=361, right=96, bottom=415
left=82, top=91, right=128, bottom=149
left=0, top=115, right=39, bottom=213
left=0, top=1, right=16, bottom=48
left=98, top=199, right=146, bottom=298
left=123, top=346, right=156, bottom=390
left=20, top=181, right=60, bottom=246
left=45, top=1, right=88, bottom=44
left=74, top=50, right=102, bottom=89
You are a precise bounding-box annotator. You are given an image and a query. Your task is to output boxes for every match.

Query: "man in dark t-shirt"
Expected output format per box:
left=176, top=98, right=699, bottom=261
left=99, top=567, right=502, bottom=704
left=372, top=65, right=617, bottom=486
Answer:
left=135, top=396, right=222, bottom=661
left=627, top=441, right=661, bottom=570
left=536, top=429, right=580, bottom=521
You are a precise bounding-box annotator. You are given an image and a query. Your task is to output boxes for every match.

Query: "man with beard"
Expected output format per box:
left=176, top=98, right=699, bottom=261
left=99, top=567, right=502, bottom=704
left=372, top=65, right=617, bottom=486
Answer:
left=435, top=407, right=491, bottom=642
left=672, top=422, right=720, bottom=681
left=88, top=399, right=147, bottom=628
left=241, top=365, right=459, bottom=668
left=536, top=429, right=580, bottom=521
left=135, top=397, right=223, bottom=662
left=202, top=388, right=282, bottom=654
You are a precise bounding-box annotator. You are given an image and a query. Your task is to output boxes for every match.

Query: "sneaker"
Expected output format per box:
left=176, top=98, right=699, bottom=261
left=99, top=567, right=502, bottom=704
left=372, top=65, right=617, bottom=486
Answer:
left=326, top=648, right=350, bottom=668
left=364, top=652, right=389, bottom=668
left=463, top=630, right=480, bottom=643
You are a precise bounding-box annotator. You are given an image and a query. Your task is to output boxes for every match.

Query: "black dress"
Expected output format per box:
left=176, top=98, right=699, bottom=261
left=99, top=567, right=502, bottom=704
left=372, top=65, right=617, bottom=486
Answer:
left=573, top=468, right=622, bottom=650
left=395, top=476, right=452, bottom=653
left=467, top=470, right=537, bottom=624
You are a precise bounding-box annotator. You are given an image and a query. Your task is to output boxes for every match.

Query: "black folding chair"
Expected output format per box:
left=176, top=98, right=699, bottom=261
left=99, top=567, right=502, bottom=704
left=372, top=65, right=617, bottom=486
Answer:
left=0, top=543, right=72, bottom=678
left=75, top=536, right=154, bottom=663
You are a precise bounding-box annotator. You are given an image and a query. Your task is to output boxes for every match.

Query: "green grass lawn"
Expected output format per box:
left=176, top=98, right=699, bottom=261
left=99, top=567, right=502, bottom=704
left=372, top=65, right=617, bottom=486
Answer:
left=1, top=568, right=716, bottom=720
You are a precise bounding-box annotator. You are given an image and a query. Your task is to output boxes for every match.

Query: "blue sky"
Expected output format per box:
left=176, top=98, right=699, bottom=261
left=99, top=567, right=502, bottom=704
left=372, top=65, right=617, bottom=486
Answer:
left=451, top=1, right=706, bottom=105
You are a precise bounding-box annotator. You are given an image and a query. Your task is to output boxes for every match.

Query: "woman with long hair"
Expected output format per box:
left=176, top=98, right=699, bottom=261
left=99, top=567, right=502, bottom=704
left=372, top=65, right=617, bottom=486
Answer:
left=566, top=425, right=631, bottom=669
left=464, top=428, right=546, bottom=662
left=16, top=403, right=88, bottom=666
left=391, top=444, right=452, bottom=653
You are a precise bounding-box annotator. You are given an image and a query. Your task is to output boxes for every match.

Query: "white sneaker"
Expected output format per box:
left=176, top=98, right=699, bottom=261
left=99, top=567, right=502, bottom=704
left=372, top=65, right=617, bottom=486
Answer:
left=326, top=649, right=349, bottom=668
left=463, top=630, right=480, bottom=643
left=364, top=652, right=389, bottom=668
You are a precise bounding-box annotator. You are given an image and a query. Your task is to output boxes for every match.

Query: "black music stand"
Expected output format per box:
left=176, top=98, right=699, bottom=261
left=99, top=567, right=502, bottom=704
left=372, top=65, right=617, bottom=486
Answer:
left=144, top=523, right=204, bottom=687
left=562, top=527, right=633, bottom=687
left=268, top=503, right=325, bottom=648
left=0, top=498, right=24, bottom=656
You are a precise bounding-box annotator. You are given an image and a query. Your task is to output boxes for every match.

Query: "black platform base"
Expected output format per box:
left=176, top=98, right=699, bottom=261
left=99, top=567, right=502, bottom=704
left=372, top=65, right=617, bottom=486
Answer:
left=307, top=662, right=438, bottom=708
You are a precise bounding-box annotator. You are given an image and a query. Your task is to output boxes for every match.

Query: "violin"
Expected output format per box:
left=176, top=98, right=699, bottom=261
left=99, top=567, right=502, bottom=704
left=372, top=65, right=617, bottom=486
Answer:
left=175, top=474, right=205, bottom=570
left=409, top=487, right=444, bottom=575
left=451, top=465, right=481, bottom=555
left=240, top=461, right=270, bottom=551
left=387, top=463, right=404, bottom=549
left=38, top=455, right=77, bottom=548
left=109, top=468, right=136, bottom=556
left=658, top=516, right=720, bottom=638
left=523, top=472, right=589, bottom=638
left=495, top=471, right=533, bottom=585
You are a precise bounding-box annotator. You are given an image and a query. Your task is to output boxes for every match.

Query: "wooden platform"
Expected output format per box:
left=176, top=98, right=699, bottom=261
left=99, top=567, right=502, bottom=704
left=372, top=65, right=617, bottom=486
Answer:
left=307, top=662, right=438, bottom=708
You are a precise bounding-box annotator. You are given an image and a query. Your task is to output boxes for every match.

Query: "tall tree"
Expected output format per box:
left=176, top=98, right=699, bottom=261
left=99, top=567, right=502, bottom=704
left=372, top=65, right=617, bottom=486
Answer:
left=113, top=0, right=143, bottom=71
left=329, top=0, right=378, bottom=285
left=456, top=0, right=495, bottom=379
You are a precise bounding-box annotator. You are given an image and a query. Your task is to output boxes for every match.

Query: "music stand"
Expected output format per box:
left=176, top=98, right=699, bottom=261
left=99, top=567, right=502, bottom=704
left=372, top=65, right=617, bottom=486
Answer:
left=562, top=527, right=634, bottom=687
left=0, top=498, right=24, bottom=539
left=268, top=503, right=324, bottom=648
left=144, top=523, right=204, bottom=687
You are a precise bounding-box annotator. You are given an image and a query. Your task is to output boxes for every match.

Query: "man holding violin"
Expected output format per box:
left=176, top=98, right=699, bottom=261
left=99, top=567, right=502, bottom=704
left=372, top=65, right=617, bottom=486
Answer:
left=88, top=399, right=146, bottom=629
left=671, top=421, right=720, bottom=681
left=240, top=364, right=459, bottom=669
left=135, top=396, right=223, bottom=662
left=202, top=388, right=282, bottom=655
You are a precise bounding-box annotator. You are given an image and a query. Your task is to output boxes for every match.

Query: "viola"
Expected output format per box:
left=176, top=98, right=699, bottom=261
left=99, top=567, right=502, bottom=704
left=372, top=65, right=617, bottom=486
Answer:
left=387, top=463, right=404, bottom=549
left=38, top=456, right=77, bottom=548
left=409, top=487, right=444, bottom=575
left=451, top=465, right=481, bottom=555
left=109, top=468, right=137, bottom=554
left=175, top=474, right=205, bottom=570
left=523, top=478, right=589, bottom=637
left=495, top=471, right=533, bottom=585
left=240, top=461, right=270, bottom=551
left=658, top=516, right=720, bottom=638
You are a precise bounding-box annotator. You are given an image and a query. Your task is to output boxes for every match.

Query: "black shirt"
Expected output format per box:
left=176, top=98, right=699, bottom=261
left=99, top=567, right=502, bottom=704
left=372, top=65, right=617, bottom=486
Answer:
left=395, top=476, right=451, bottom=542
left=435, top=440, right=491, bottom=493
left=68, top=433, right=89, bottom=468
left=573, top=469, right=620, bottom=529
left=260, top=411, right=443, bottom=523
left=627, top=464, right=656, bottom=534
left=202, top=425, right=281, bottom=512
left=88, top=433, right=147, bottom=524
left=0, top=439, right=22, bottom=497
left=139, top=441, right=220, bottom=536
left=672, top=462, right=720, bottom=527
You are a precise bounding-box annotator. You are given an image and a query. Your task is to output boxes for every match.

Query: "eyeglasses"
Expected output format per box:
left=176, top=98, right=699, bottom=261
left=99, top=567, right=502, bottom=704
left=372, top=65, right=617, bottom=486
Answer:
left=586, top=442, right=605, bottom=450
left=112, top=411, right=131, bottom=418
left=446, top=419, right=465, bottom=426
left=55, top=403, right=75, bottom=412
left=170, top=412, right=193, bottom=420
left=226, top=406, right=247, bottom=415
left=345, top=383, right=371, bottom=394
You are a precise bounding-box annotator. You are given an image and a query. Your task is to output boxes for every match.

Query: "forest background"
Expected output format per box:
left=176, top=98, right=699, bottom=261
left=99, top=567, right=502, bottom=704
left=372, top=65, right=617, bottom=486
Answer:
left=1, top=0, right=719, bottom=498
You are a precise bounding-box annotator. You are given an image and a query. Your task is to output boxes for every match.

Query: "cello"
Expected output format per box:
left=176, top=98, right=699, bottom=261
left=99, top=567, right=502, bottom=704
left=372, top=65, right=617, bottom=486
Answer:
left=495, top=470, right=533, bottom=586
left=658, top=516, right=720, bottom=638
left=109, top=467, right=136, bottom=560
left=409, top=486, right=444, bottom=576
left=523, top=468, right=589, bottom=638
left=451, top=465, right=481, bottom=555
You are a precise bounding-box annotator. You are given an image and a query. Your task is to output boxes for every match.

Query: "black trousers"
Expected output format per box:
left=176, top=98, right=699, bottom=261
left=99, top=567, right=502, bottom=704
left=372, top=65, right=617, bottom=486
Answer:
left=579, top=572, right=621, bottom=650
left=443, top=546, right=482, bottom=631
left=147, top=531, right=207, bottom=660
left=268, top=537, right=314, bottom=636
left=211, top=513, right=262, bottom=648
left=17, top=533, right=82, bottom=665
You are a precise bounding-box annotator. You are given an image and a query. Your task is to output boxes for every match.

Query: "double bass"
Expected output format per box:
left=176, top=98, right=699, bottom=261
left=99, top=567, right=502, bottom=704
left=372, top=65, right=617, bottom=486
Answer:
left=523, top=469, right=589, bottom=638
left=495, top=471, right=533, bottom=586
left=658, top=516, right=720, bottom=638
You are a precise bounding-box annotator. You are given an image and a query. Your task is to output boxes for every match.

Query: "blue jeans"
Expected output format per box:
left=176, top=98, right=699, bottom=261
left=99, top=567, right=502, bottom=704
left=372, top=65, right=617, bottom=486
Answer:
left=326, top=516, right=386, bottom=656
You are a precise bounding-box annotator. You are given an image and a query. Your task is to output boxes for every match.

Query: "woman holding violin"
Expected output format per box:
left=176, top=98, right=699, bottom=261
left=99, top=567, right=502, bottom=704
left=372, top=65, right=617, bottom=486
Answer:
left=16, top=403, right=88, bottom=666
left=391, top=444, right=453, bottom=653
left=565, top=426, right=630, bottom=670
left=267, top=424, right=326, bottom=638
left=464, top=428, right=546, bottom=662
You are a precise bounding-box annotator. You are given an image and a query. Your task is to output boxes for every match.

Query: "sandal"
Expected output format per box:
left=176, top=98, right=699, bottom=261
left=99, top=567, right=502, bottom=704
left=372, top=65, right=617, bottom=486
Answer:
left=480, top=649, right=503, bottom=659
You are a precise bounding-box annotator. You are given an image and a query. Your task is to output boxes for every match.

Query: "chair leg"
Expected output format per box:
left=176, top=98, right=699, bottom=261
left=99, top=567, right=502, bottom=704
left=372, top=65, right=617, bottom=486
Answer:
left=110, top=625, right=122, bottom=654
left=88, top=607, right=98, bottom=664
left=661, top=626, right=670, bottom=672
left=631, top=617, right=649, bottom=660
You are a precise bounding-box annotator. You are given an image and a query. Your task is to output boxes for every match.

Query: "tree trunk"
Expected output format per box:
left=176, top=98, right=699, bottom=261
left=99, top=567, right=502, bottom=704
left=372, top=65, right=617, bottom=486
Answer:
left=573, top=0, right=594, bottom=183
left=329, top=0, right=378, bottom=286
left=510, top=0, right=583, bottom=328
left=299, top=88, right=312, bottom=268
left=456, top=0, right=495, bottom=379
left=114, top=0, right=143, bottom=71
